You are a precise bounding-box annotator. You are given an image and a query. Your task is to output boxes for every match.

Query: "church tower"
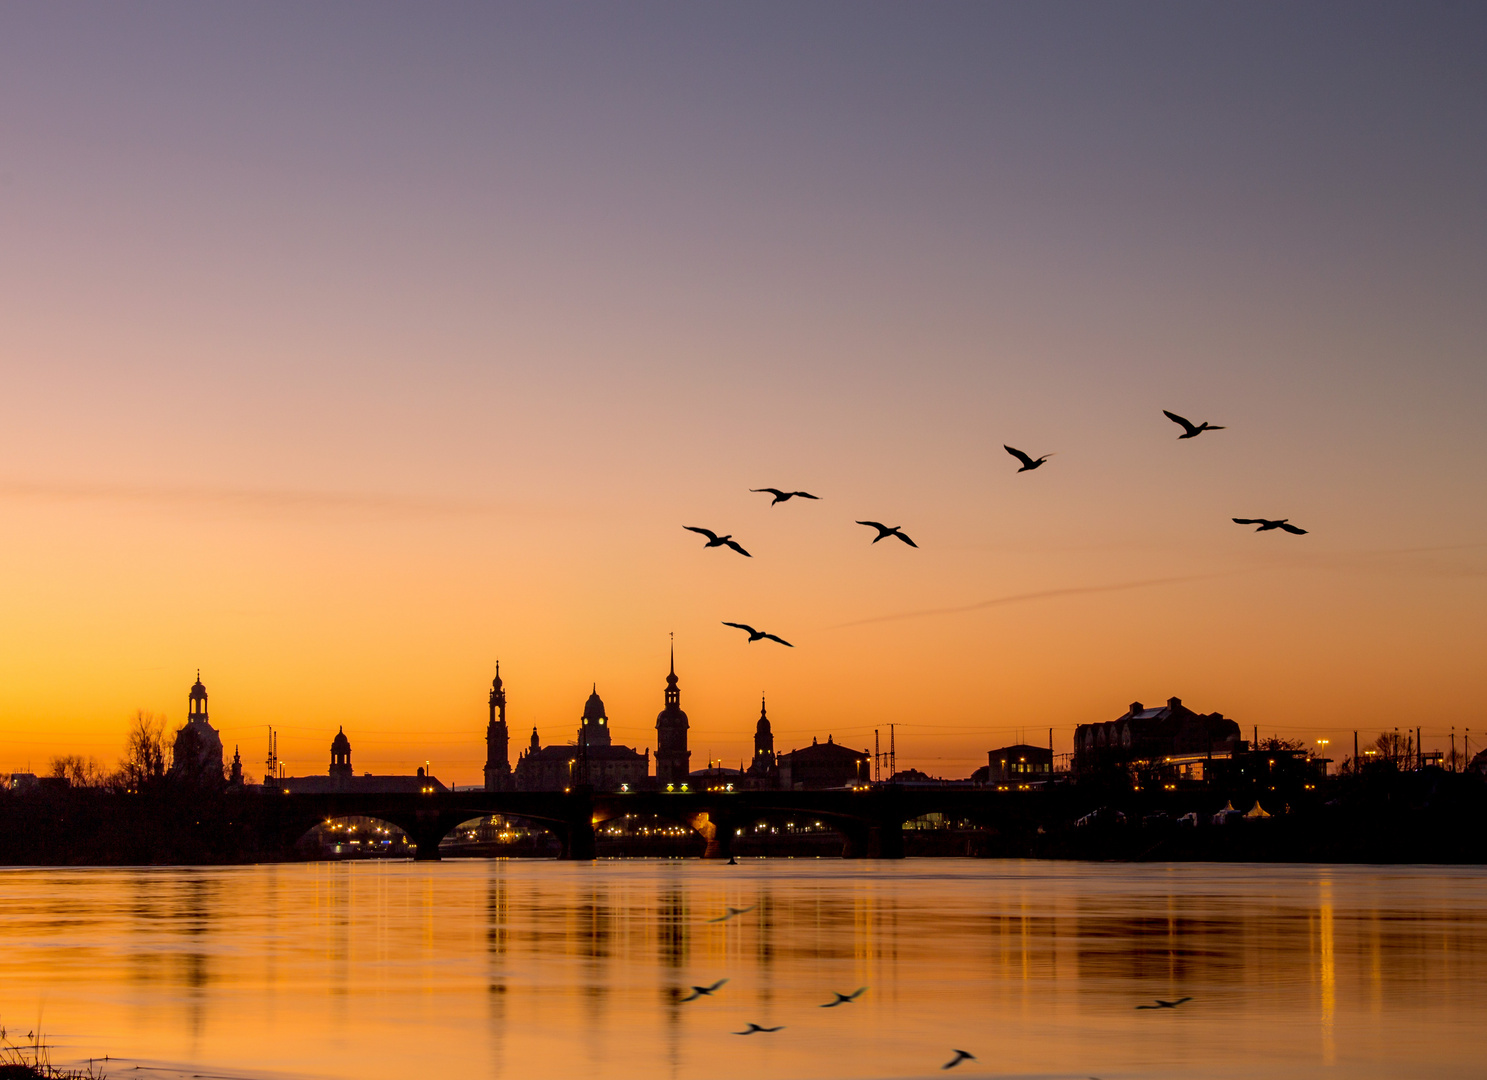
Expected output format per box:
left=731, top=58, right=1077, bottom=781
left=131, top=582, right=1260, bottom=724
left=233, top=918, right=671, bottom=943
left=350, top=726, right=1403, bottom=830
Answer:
left=484, top=664, right=513, bottom=791
left=752, top=694, right=774, bottom=767
left=655, top=642, right=690, bottom=784
left=170, top=671, right=225, bottom=787
left=578, top=685, right=612, bottom=748
left=330, top=727, right=352, bottom=778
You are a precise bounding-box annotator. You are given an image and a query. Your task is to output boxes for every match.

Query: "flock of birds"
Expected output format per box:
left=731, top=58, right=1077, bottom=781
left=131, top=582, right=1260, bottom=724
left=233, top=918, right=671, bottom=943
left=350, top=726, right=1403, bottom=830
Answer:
left=687, top=410, right=1307, bottom=647
left=690, top=903, right=1192, bottom=1071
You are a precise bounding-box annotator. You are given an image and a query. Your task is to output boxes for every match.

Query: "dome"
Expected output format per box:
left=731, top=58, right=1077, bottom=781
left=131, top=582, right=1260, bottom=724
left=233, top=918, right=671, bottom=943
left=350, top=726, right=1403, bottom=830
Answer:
left=583, top=687, right=607, bottom=722
left=189, top=672, right=207, bottom=700
left=331, top=726, right=351, bottom=754
left=657, top=704, right=689, bottom=724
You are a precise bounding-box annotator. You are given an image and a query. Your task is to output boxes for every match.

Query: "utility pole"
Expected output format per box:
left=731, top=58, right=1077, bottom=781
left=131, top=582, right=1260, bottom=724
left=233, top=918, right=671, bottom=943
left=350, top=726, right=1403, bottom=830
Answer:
left=874, top=729, right=881, bottom=783
left=1417, top=726, right=1423, bottom=770
left=1048, top=727, right=1053, bottom=778
left=1353, top=731, right=1359, bottom=775
left=889, top=723, right=896, bottom=780
left=1451, top=727, right=1457, bottom=772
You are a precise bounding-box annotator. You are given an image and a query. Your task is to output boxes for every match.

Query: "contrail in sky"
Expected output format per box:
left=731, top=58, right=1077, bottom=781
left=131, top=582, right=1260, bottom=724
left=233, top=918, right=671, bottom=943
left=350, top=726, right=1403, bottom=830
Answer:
left=832, top=574, right=1228, bottom=629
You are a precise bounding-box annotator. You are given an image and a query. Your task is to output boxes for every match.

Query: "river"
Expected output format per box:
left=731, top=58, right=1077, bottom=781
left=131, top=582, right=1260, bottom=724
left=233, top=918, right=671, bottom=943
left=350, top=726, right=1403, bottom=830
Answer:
left=1, top=860, right=1481, bottom=1079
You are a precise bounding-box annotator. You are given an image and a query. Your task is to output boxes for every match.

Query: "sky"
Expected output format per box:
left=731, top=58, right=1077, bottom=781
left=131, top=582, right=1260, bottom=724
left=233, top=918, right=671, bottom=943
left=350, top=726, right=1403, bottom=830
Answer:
left=1, top=2, right=1484, bottom=783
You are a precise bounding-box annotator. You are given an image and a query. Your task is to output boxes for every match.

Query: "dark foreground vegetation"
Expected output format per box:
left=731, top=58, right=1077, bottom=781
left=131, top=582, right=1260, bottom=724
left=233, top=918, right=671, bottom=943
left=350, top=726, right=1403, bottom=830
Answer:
left=0, top=1023, right=104, bottom=1080
left=4, top=764, right=1487, bottom=865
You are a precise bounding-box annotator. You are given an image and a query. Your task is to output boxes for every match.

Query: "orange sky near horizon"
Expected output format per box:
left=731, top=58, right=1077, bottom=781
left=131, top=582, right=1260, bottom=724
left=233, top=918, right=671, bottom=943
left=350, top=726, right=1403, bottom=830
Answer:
left=2, top=5, right=1484, bottom=782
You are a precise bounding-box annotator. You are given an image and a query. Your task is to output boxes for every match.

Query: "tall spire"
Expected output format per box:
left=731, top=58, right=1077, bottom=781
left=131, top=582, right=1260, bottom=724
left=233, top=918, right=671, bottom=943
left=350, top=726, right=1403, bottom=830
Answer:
left=669, top=631, right=675, bottom=678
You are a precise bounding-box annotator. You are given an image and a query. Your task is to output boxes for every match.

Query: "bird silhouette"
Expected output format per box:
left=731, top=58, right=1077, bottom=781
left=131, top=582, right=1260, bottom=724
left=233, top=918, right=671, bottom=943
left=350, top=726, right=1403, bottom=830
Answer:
left=1232, top=518, right=1307, bottom=535
left=1136, top=996, right=1192, bottom=1010
left=942, top=1050, right=976, bottom=1070
left=1004, top=445, right=1052, bottom=472
left=684, top=526, right=752, bottom=557
left=750, top=488, right=819, bottom=505
left=856, top=521, right=917, bottom=548
left=821, top=987, right=867, bottom=1007
left=722, top=622, right=793, bottom=647
left=1163, top=410, right=1226, bottom=439
left=708, top=905, right=756, bottom=923
left=734, top=1023, right=785, bottom=1035
left=680, top=979, right=729, bottom=1002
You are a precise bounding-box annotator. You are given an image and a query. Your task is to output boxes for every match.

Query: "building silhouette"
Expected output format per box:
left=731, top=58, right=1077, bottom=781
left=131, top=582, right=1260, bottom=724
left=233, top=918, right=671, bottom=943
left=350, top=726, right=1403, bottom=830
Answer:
left=330, top=727, right=352, bottom=779
left=1074, top=696, right=1241, bottom=773
left=654, top=646, right=690, bottom=784
left=484, top=664, right=512, bottom=791
left=273, top=728, right=447, bottom=794
left=513, top=686, right=649, bottom=792
left=169, top=672, right=225, bottom=787
left=777, top=735, right=870, bottom=789
left=974, top=743, right=1053, bottom=786
left=745, top=694, right=777, bottom=787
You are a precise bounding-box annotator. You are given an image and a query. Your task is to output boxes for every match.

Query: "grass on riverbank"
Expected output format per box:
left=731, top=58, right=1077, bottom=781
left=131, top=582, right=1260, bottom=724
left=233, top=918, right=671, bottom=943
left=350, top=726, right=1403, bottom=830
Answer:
left=0, top=1021, right=105, bottom=1080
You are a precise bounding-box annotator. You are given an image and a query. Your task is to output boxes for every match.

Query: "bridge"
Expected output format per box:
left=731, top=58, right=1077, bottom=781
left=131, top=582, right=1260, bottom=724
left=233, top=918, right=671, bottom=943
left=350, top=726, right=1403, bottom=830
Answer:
left=257, top=786, right=1059, bottom=860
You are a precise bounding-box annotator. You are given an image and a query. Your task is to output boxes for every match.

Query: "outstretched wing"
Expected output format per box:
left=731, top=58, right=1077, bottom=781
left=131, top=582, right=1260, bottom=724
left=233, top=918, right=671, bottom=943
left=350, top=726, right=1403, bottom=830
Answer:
left=1231, top=518, right=1261, bottom=525
left=1004, top=445, right=1036, bottom=468
left=856, top=520, right=888, bottom=532
left=680, top=988, right=703, bottom=1002
left=1278, top=522, right=1308, bottom=534
left=724, top=539, right=753, bottom=557
left=790, top=491, right=820, bottom=500
left=1205, top=424, right=1227, bottom=431
left=892, top=531, right=918, bottom=548
left=750, top=488, right=785, bottom=498
left=706, top=978, right=729, bottom=993
left=1163, top=410, right=1199, bottom=435
left=1172, top=997, right=1192, bottom=1005
left=685, top=526, right=720, bottom=542
left=847, top=986, right=867, bottom=1000
left=722, top=621, right=758, bottom=635
left=761, top=633, right=794, bottom=647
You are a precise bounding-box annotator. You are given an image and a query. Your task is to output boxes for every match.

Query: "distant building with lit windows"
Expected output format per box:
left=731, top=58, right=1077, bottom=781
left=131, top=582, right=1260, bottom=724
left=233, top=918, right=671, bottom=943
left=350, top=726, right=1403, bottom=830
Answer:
left=973, top=744, right=1053, bottom=786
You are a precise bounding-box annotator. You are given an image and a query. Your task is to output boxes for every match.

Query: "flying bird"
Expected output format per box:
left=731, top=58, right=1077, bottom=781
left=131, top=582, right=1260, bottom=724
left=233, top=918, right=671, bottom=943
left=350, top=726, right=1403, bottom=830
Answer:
left=684, top=526, right=752, bottom=557
left=750, top=488, right=819, bottom=505
left=734, top=1023, right=785, bottom=1035
left=680, top=979, right=729, bottom=1002
left=1136, top=997, right=1193, bottom=1010
left=942, top=1050, right=976, bottom=1070
left=1004, top=445, right=1052, bottom=472
left=821, top=987, right=867, bottom=1007
left=1232, top=518, right=1308, bottom=535
left=708, top=905, right=756, bottom=923
left=1163, top=410, right=1226, bottom=439
left=856, top=521, right=918, bottom=548
left=722, top=622, right=794, bottom=647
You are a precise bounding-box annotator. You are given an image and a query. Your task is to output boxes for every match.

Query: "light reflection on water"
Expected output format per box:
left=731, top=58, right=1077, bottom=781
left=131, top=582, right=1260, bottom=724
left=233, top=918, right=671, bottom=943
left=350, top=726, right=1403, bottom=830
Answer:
left=1, top=860, right=1483, bottom=1080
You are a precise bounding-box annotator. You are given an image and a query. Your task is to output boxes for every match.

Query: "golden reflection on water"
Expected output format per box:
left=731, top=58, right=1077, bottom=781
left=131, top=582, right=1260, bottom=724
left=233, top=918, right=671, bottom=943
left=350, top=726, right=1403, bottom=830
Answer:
left=2, top=861, right=1485, bottom=1080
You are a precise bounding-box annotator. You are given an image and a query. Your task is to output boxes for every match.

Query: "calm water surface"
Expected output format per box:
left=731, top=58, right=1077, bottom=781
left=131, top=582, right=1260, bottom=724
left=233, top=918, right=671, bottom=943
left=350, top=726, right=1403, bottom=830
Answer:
left=1, top=859, right=1483, bottom=1080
